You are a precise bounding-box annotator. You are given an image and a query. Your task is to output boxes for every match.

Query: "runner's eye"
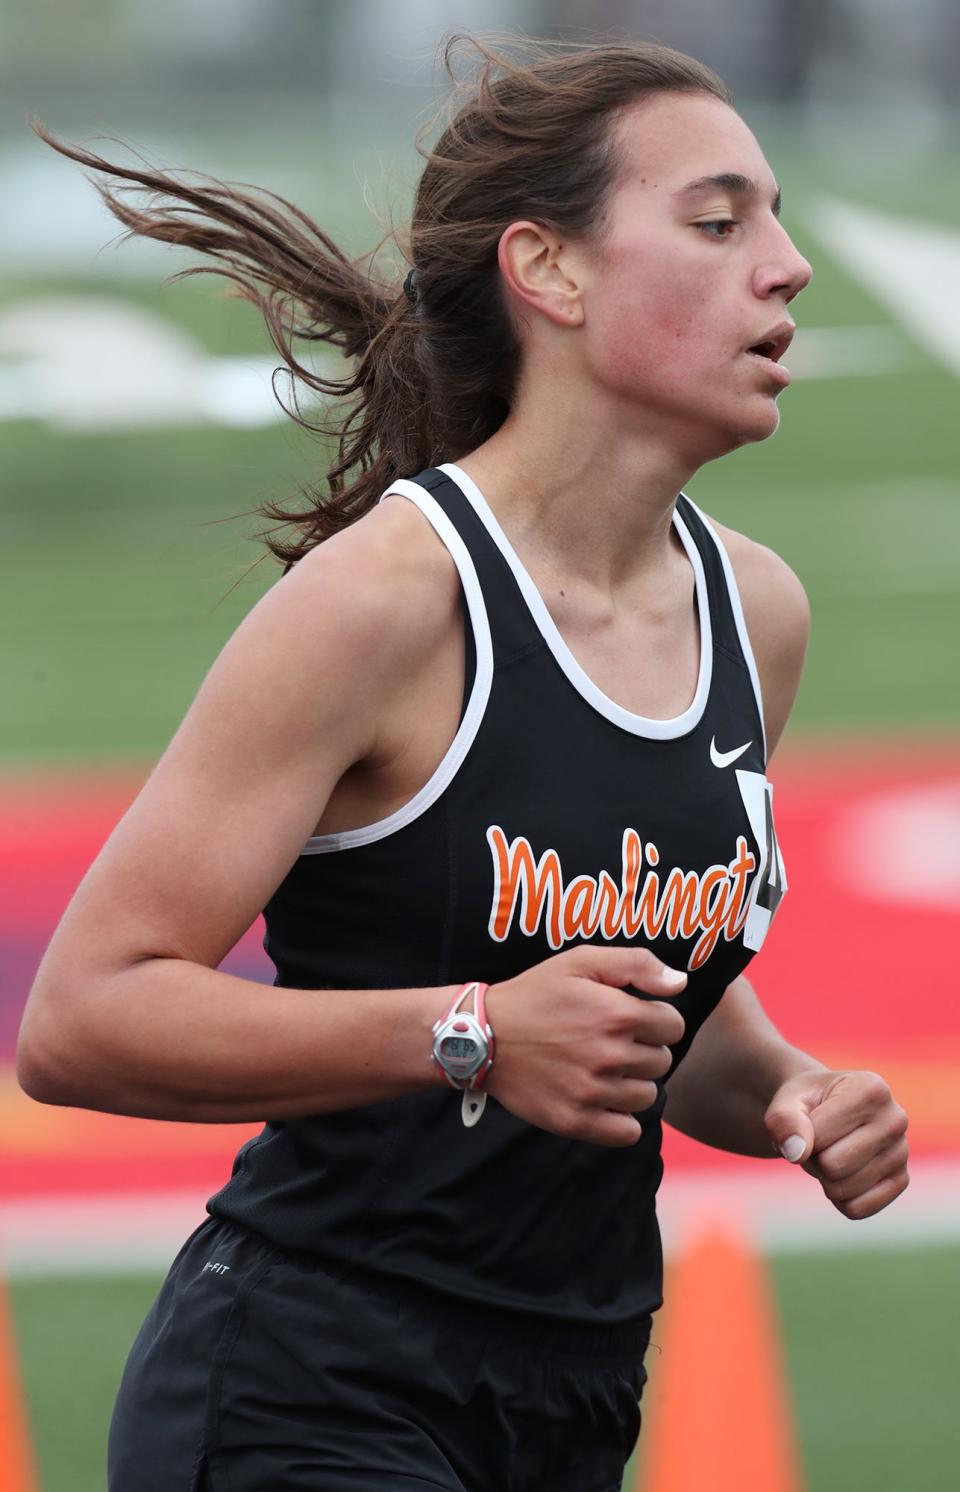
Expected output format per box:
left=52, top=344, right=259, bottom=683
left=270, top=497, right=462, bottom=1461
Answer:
left=695, top=219, right=740, bottom=239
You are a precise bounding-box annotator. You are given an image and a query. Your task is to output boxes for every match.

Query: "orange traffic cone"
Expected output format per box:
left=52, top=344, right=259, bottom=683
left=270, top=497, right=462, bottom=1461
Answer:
left=0, top=1266, right=38, bottom=1491
left=635, top=1216, right=804, bottom=1492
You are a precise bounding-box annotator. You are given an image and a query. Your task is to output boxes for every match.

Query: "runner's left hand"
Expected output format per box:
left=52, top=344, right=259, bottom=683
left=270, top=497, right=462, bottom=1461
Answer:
left=763, top=1069, right=909, bottom=1219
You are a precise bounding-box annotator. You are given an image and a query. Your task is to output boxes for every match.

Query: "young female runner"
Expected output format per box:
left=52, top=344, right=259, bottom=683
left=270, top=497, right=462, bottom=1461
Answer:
left=19, top=36, right=909, bottom=1492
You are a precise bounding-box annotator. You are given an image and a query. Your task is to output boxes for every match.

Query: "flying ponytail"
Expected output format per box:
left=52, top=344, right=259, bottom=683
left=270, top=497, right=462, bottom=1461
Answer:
left=32, top=34, right=731, bottom=569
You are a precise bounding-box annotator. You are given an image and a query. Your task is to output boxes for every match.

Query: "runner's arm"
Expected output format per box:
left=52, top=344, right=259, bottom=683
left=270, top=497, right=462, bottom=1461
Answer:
left=664, top=532, right=909, bottom=1217
left=664, top=974, right=828, bottom=1155
left=16, top=500, right=459, bottom=1122
left=664, top=526, right=819, bottom=1153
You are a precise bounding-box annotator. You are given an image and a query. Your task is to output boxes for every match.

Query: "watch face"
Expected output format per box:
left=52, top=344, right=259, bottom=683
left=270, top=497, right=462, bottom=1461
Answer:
left=440, top=1036, right=479, bottom=1061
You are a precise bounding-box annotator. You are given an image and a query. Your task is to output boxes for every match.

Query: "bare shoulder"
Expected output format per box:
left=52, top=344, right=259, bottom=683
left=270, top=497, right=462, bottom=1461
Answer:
left=273, top=490, right=461, bottom=661
left=37, top=491, right=465, bottom=976
left=706, top=516, right=810, bottom=646
left=699, top=511, right=810, bottom=757
left=213, top=490, right=462, bottom=748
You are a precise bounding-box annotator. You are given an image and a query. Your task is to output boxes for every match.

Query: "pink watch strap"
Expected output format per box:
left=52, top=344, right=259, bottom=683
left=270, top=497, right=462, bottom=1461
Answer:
left=434, top=981, right=493, bottom=1089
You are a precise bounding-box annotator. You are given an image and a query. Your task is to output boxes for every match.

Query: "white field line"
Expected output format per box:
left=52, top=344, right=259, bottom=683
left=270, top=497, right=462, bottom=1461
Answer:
left=2, top=1157, right=957, bottom=1278
left=0, top=317, right=920, bottom=431
left=784, top=324, right=917, bottom=379
left=657, top=1156, right=960, bottom=1254
left=810, top=198, right=960, bottom=378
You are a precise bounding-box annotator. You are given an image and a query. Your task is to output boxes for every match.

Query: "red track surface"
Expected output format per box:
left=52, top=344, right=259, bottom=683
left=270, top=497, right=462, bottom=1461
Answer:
left=2, top=743, right=958, bottom=1202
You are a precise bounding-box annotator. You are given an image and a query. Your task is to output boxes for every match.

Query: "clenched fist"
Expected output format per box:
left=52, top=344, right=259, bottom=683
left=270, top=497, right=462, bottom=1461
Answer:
left=485, top=946, right=687, bottom=1147
left=765, top=1068, right=909, bottom=1220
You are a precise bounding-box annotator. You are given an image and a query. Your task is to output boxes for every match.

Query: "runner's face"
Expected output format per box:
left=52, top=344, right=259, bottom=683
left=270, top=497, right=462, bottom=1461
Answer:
left=581, top=91, right=812, bottom=455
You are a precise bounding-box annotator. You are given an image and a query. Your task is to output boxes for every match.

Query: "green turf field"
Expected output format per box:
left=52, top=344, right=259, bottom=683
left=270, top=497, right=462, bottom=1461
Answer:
left=2, top=138, right=960, bottom=764
left=10, top=1245, right=959, bottom=1492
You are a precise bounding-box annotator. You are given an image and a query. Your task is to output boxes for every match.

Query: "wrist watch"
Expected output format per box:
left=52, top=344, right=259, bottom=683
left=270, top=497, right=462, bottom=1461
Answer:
left=431, top=981, right=494, bottom=1127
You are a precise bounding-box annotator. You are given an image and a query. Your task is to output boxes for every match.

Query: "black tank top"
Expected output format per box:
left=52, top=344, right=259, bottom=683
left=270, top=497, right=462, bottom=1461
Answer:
left=208, top=463, right=787, bottom=1324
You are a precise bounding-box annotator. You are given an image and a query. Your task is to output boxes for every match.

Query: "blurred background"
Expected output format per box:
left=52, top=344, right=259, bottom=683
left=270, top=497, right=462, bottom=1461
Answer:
left=1, top=2, right=958, bottom=1489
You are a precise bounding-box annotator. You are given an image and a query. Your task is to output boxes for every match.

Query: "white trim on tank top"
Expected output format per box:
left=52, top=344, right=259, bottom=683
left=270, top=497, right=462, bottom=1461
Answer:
left=300, top=480, right=493, bottom=855
left=439, top=461, right=712, bottom=740
left=680, top=495, right=768, bottom=763
left=298, top=472, right=754, bottom=856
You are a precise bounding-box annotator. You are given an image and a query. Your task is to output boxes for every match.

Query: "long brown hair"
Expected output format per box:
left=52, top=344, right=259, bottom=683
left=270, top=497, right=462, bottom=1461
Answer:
left=31, top=35, right=731, bottom=569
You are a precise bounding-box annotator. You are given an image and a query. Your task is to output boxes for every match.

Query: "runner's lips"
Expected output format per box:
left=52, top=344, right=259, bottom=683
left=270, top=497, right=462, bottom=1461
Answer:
left=745, top=324, right=795, bottom=363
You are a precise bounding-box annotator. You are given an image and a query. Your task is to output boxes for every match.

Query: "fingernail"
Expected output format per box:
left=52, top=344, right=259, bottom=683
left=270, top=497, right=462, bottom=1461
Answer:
left=780, top=1135, right=806, bottom=1163
left=661, top=965, right=687, bottom=988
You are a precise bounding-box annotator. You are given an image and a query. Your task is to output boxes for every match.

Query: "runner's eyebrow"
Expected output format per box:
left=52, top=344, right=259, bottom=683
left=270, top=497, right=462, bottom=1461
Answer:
left=674, top=173, right=782, bottom=218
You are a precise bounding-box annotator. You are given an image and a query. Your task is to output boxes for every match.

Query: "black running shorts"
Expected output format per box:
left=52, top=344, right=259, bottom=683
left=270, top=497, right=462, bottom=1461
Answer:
left=108, top=1216, right=651, bottom=1492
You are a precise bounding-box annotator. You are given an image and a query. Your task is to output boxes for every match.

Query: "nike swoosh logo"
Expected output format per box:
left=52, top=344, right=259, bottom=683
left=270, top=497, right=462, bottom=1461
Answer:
left=710, top=736, right=752, bottom=768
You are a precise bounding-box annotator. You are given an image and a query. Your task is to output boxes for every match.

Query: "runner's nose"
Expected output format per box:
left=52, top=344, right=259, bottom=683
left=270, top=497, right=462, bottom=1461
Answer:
left=754, top=222, right=813, bottom=302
